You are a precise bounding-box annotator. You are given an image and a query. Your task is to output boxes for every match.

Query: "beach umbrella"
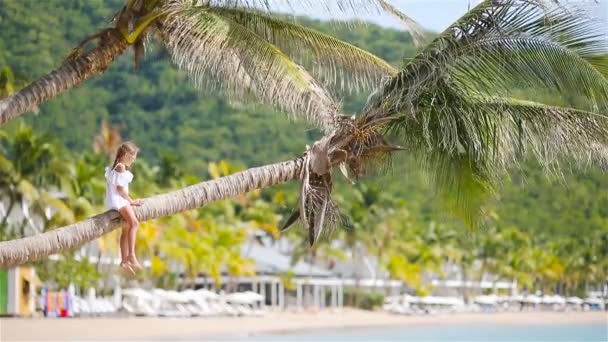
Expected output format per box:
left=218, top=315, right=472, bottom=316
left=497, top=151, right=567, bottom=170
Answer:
left=430, top=296, right=446, bottom=305
left=224, top=291, right=264, bottom=304
left=583, top=297, right=602, bottom=305
left=541, top=295, right=565, bottom=305
left=496, top=296, right=510, bottom=303
left=523, top=295, right=541, bottom=304
left=566, top=296, right=583, bottom=305
left=225, top=292, right=255, bottom=304
left=444, top=297, right=465, bottom=306
left=242, top=291, right=264, bottom=302
left=403, top=294, right=419, bottom=304
left=508, top=294, right=525, bottom=302
left=419, top=296, right=435, bottom=305
left=164, top=290, right=189, bottom=303
left=122, top=288, right=154, bottom=300
left=195, top=288, right=219, bottom=300
left=180, top=289, right=199, bottom=301
left=151, top=289, right=188, bottom=303
left=474, top=295, right=498, bottom=305
left=152, top=288, right=166, bottom=295
left=420, top=296, right=457, bottom=306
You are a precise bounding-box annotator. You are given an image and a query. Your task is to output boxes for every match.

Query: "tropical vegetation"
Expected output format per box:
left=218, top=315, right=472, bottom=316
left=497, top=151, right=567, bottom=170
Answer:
left=0, top=0, right=606, bottom=298
left=1, top=122, right=605, bottom=297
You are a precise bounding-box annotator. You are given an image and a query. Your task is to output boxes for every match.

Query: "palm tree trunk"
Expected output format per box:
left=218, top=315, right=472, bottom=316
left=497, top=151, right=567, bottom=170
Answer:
left=374, top=250, right=383, bottom=290
left=0, top=157, right=304, bottom=268
left=0, top=29, right=127, bottom=125
left=462, top=266, right=470, bottom=304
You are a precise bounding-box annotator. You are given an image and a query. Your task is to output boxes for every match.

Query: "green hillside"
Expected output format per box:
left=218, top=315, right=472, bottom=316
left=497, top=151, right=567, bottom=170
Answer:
left=1, top=0, right=606, bottom=239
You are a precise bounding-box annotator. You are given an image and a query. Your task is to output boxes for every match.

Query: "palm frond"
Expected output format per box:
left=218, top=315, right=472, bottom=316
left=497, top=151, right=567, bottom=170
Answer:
left=159, top=3, right=340, bottom=131
left=446, top=3, right=608, bottom=111
left=386, top=93, right=608, bottom=226
left=172, top=1, right=425, bottom=43
left=39, top=191, right=75, bottom=225
left=585, top=54, right=608, bottom=79
left=359, top=0, right=608, bottom=225
left=192, top=1, right=418, bottom=18
left=202, top=7, right=398, bottom=94
left=375, top=0, right=425, bottom=46
left=365, top=0, right=608, bottom=117
left=448, top=37, right=608, bottom=112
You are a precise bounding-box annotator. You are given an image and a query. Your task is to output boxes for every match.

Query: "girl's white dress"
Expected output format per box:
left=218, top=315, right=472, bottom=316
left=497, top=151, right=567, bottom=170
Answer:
left=105, top=166, right=134, bottom=210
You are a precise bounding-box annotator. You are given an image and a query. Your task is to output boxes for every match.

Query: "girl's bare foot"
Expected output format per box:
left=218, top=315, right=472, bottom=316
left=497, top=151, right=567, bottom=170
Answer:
left=127, top=255, right=143, bottom=271
left=120, top=261, right=135, bottom=275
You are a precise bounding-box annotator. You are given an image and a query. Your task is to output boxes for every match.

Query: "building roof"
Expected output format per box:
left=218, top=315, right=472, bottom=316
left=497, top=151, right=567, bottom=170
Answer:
left=242, top=241, right=332, bottom=278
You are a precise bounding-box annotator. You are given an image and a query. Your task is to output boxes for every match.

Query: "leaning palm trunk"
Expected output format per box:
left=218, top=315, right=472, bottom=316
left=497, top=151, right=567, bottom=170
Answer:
left=0, top=30, right=127, bottom=125
left=0, top=157, right=303, bottom=268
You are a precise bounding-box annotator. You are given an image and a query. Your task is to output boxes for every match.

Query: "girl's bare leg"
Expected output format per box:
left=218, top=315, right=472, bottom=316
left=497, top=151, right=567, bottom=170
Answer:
left=118, top=205, right=142, bottom=270
left=120, top=226, right=128, bottom=262
left=119, top=226, right=133, bottom=274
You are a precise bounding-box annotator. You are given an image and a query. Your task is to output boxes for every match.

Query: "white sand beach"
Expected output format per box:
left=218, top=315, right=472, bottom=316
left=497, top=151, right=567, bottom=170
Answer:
left=1, top=310, right=605, bottom=341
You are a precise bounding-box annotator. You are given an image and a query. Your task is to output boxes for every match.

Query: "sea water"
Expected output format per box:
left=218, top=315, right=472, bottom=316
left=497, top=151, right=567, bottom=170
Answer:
left=237, top=323, right=607, bottom=341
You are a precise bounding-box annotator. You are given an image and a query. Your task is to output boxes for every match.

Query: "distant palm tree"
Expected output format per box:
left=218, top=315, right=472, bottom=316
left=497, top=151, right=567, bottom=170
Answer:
left=155, top=211, right=253, bottom=289
left=1, top=0, right=607, bottom=268
left=0, top=67, right=29, bottom=99
left=93, top=120, right=123, bottom=159
left=0, top=124, right=74, bottom=237
left=0, top=0, right=421, bottom=128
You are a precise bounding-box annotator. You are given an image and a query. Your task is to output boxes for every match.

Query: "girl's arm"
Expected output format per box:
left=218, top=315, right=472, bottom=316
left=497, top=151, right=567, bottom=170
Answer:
left=114, top=163, right=143, bottom=206
left=116, top=185, right=142, bottom=206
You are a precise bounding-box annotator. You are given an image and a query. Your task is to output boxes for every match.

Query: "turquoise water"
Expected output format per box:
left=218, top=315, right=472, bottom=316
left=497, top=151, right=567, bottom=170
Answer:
left=235, top=323, right=607, bottom=341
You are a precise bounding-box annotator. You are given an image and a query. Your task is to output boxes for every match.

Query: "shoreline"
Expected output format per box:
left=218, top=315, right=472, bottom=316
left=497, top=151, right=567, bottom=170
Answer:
left=1, top=310, right=605, bottom=340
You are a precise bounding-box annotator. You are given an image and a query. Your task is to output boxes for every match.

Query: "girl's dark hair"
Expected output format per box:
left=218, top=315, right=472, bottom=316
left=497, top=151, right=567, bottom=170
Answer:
left=112, top=141, right=139, bottom=169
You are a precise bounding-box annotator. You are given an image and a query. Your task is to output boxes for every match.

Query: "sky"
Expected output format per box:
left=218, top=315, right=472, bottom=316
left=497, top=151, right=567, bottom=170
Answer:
left=270, top=0, right=481, bottom=32
left=307, top=0, right=483, bottom=32
left=270, top=0, right=607, bottom=33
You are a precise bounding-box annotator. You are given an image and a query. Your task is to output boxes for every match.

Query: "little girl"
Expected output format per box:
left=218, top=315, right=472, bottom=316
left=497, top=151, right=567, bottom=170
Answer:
left=105, top=141, right=144, bottom=274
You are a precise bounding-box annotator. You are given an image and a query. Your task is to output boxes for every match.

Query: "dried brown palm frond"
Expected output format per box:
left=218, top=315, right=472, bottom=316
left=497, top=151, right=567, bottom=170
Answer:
left=281, top=116, right=404, bottom=245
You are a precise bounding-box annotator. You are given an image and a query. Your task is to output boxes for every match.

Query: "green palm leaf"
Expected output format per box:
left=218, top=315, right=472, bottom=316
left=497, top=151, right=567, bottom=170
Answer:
left=39, top=191, right=75, bottom=226
left=449, top=37, right=608, bottom=110
left=159, top=3, right=340, bottom=131
left=366, top=0, right=607, bottom=117
left=362, top=0, right=608, bottom=226
left=168, top=1, right=425, bottom=44
left=446, top=3, right=608, bottom=111
left=375, top=0, right=425, bottom=46
left=388, top=93, right=608, bottom=226
left=200, top=0, right=423, bottom=37
left=201, top=6, right=399, bottom=94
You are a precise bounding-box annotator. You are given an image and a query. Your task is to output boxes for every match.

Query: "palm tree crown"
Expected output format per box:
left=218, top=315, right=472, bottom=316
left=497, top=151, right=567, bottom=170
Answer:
left=355, top=0, right=608, bottom=225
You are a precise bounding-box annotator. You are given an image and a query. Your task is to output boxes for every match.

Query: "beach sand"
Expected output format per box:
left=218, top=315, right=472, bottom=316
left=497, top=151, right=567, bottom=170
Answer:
left=1, top=310, right=605, bottom=341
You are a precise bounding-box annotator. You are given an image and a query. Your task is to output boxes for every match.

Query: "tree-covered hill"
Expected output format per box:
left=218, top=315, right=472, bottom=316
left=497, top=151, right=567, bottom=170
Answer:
left=0, top=0, right=414, bottom=171
left=1, top=0, right=605, bottom=239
